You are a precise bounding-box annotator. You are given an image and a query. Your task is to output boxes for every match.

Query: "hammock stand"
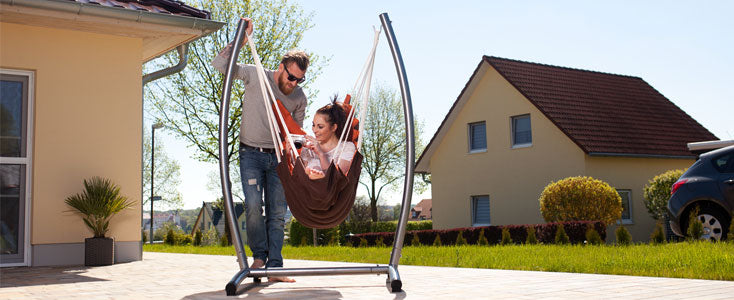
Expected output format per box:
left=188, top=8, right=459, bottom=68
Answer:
left=218, top=13, right=415, bottom=296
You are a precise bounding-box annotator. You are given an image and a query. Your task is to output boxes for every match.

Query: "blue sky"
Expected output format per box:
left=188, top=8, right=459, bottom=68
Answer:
left=160, top=1, right=733, bottom=209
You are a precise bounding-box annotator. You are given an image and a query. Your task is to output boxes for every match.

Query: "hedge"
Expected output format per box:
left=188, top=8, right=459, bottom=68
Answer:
left=348, top=221, right=606, bottom=247
left=289, top=219, right=433, bottom=246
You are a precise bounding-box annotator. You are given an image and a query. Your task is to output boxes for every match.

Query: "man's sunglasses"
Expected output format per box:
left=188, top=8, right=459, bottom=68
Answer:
left=284, top=65, right=305, bottom=84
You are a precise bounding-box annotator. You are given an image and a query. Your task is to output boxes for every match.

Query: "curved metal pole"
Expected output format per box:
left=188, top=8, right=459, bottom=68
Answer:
left=380, top=12, right=415, bottom=293
left=219, top=18, right=248, bottom=271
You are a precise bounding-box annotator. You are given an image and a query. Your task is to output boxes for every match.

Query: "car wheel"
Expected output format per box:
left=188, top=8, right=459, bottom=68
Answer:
left=687, top=205, right=730, bottom=241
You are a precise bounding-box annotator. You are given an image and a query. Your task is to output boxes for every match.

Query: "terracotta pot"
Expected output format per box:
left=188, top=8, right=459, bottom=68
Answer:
left=85, top=237, right=114, bottom=266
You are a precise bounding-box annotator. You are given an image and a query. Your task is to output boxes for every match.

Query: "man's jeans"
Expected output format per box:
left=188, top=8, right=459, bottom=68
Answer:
left=239, top=146, right=287, bottom=268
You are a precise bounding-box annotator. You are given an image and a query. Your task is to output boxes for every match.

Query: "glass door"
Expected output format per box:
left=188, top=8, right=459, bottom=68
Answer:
left=1, top=70, right=33, bottom=266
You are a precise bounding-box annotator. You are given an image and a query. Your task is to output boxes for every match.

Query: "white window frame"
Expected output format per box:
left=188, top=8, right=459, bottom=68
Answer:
left=471, top=195, right=490, bottom=226
left=0, top=68, right=34, bottom=267
left=511, top=114, right=532, bottom=148
left=617, top=189, right=633, bottom=225
left=467, top=121, right=487, bottom=153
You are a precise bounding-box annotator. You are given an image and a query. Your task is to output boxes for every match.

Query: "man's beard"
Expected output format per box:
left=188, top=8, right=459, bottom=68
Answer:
left=278, top=78, right=294, bottom=95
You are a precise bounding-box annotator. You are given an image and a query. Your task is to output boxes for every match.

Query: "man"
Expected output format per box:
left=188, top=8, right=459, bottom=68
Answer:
left=212, top=18, right=308, bottom=282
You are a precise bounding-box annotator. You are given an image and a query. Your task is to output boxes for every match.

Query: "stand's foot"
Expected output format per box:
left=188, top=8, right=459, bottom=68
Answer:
left=225, top=268, right=251, bottom=296
left=387, top=279, right=402, bottom=293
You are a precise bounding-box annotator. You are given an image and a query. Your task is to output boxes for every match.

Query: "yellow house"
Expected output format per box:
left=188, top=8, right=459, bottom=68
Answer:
left=415, top=56, right=717, bottom=242
left=0, top=0, right=223, bottom=266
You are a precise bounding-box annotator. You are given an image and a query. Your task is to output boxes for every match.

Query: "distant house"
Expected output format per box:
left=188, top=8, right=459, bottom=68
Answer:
left=415, top=56, right=717, bottom=242
left=0, top=0, right=223, bottom=267
left=191, top=202, right=247, bottom=243
left=409, top=199, right=432, bottom=221
left=142, top=211, right=182, bottom=233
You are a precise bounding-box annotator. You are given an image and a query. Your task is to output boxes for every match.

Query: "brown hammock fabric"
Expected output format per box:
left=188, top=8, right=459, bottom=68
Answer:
left=276, top=152, right=363, bottom=229
left=271, top=95, right=363, bottom=229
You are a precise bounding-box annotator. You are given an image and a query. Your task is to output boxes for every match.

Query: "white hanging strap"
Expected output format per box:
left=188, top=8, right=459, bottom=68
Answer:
left=334, top=26, right=381, bottom=161
left=243, top=29, right=300, bottom=163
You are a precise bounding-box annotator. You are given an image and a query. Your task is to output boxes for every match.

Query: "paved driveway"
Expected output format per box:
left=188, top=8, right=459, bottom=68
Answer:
left=2, top=252, right=733, bottom=299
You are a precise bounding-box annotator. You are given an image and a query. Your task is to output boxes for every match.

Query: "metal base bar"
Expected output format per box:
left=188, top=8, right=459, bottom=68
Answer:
left=247, top=265, right=390, bottom=277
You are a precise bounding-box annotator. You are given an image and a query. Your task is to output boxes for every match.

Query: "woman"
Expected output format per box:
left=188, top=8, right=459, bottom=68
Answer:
left=300, top=99, right=357, bottom=180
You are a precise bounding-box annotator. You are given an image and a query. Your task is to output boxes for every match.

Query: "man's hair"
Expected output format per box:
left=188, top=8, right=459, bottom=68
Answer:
left=281, top=49, right=310, bottom=71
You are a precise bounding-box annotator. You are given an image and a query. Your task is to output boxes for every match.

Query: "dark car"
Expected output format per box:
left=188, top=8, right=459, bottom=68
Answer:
left=668, top=145, right=734, bottom=241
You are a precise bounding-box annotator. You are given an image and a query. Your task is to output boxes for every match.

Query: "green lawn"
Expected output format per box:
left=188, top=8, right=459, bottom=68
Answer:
left=144, top=242, right=734, bottom=281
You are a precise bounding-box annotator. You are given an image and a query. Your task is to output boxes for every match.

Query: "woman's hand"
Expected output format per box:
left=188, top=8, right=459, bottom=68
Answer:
left=304, top=135, right=324, bottom=154
left=306, top=167, right=325, bottom=180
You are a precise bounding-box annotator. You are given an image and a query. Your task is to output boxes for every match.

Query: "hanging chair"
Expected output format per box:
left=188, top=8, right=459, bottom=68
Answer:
left=244, top=25, right=380, bottom=229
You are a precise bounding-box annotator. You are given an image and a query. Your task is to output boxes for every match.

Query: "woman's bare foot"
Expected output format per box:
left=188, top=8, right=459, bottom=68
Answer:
left=268, top=276, right=296, bottom=283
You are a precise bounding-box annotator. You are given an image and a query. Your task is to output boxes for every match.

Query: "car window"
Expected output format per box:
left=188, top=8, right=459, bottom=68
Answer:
left=712, top=152, right=734, bottom=173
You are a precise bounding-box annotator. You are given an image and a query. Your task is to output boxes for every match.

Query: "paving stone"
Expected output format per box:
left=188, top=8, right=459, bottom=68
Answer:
left=1, top=252, right=733, bottom=299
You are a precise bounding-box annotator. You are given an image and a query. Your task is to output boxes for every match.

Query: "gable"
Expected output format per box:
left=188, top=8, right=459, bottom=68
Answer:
left=485, top=56, right=717, bottom=157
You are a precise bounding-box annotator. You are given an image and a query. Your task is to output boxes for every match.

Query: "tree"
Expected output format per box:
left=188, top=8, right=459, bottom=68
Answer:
left=145, top=0, right=324, bottom=173
left=348, top=196, right=372, bottom=223
left=358, top=85, right=427, bottom=221
left=643, top=169, right=685, bottom=222
left=143, top=129, right=183, bottom=209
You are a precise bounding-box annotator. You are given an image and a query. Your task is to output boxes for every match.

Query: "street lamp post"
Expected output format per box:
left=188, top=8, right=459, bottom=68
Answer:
left=150, top=123, right=163, bottom=244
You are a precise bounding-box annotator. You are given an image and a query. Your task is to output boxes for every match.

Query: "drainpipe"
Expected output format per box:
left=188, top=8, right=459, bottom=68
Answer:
left=140, top=44, right=189, bottom=255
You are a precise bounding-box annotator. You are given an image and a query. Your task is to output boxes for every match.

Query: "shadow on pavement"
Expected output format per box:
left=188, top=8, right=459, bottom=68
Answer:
left=0, top=266, right=109, bottom=287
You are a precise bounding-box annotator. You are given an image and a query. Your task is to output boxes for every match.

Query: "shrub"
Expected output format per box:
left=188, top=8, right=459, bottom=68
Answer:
left=219, top=232, right=229, bottom=246
left=525, top=226, right=538, bottom=244
left=616, top=226, right=632, bottom=245
left=142, top=230, right=148, bottom=244
left=501, top=227, right=513, bottom=245
left=289, top=218, right=340, bottom=246
left=555, top=225, right=569, bottom=244
left=455, top=231, right=467, bottom=246
left=193, top=230, right=202, bottom=246
left=477, top=228, right=489, bottom=246
left=729, top=220, right=734, bottom=242
left=179, top=234, right=193, bottom=245
left=585, top=225, right=602, bottom=245
left=300, top=236, right=309, bottom=247
left=359, top=237, right=368, bottom=247
left=164, top=229, right=176, bottom=245
left=201, top=227, right=219, bottom=246
left=644, top=169, right=685, bottom=222
left=432, top=235, right=442, bottom=246
left=539, top=176, right=622, bottom=225
left=650, top=222, right=666, bottom=244
left=349, top=221, right=606, bottom=247
left=687, top=206, right=704, bottom=240
left=375, top=236, right=386, bottom=247
left=410, top=232, right=421, bottom=246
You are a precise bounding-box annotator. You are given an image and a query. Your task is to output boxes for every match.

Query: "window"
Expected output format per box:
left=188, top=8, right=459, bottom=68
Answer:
left=713, top=152, right=734, bottom=173
left=471, top=195, right=490, bottom=226
left=468, top=122, right=487, bottom=152
left=511, top=114, right=532, bottom=147
left=1, top=69, right=33, bottom=267
left=241, top=221, right=246, bottom=230
left=617, top=189, right=632, bottom=224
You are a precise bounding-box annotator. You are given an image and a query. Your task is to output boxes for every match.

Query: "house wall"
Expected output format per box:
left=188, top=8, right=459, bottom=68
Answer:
left=1, top=22, right=142, bottom=265
left=431, top=64, right=586, bottom=230
left=584, top=156, right=694, bottom=242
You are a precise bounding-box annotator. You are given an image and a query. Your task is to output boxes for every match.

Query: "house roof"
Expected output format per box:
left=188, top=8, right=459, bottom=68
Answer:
left=66, top=0, right=211, bottom=18
left=0, top=0, right=225, bottom=61
left=416, top=56, right=717, bottom=172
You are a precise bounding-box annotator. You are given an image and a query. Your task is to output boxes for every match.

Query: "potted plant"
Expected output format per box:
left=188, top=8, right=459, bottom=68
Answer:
left=65, top=176, right=134, bottom=266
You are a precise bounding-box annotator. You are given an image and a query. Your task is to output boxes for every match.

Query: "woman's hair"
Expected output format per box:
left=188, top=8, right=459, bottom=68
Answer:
left=315, top=95, right=348, bottom=139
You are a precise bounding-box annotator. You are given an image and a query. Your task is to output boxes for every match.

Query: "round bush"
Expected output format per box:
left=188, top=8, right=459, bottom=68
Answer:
left=643, top=169, right=685, bottom=221
left=539, top=176, right=622, bottom=225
